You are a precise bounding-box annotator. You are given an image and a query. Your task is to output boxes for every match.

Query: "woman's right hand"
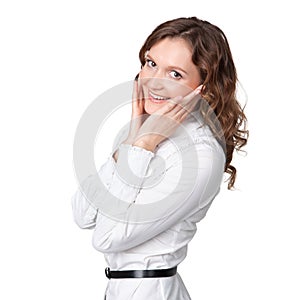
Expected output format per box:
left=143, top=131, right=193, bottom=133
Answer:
left=113, top=74, right=148, bottom=161
left=123, top=74, right=148, bottom=145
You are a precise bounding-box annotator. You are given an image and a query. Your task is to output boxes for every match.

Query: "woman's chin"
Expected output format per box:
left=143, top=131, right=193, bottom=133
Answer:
left=144, top=99, right=168, bottom=115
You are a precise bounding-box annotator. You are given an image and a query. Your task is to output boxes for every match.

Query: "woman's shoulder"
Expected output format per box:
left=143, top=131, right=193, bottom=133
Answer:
left=156, top=112, right=225, bottom=160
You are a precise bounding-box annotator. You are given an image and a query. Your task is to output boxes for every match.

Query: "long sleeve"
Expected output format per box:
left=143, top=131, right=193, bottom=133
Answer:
left=71, top=155, right=116, bottom=229
left=71, top=140, right=154, bottom=229
left=71, top=123, right=135, bottom=229
left=91, top=140, right=225, bottom=253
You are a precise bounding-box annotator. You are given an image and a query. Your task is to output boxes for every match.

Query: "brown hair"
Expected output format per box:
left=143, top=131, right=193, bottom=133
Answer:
left=139, top=17, right=248, bottom=189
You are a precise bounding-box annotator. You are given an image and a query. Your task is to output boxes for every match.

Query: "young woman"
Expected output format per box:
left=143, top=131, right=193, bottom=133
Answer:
left=72, top=17, right=248, bottom=300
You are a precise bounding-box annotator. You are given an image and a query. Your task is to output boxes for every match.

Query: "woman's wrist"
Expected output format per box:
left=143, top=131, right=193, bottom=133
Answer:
left=132, top=138, right=157, bottom=152
left=113, top=139, right=156, bottom=163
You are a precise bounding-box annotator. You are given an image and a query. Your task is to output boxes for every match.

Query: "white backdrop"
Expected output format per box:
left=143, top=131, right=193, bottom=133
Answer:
left=1, top=0, right=299, bottom=299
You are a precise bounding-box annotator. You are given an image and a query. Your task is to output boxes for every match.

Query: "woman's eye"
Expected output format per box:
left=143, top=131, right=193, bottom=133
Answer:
left=170, top=70, right=182, bottom=79
left=146, top=59, right=156, bottom=68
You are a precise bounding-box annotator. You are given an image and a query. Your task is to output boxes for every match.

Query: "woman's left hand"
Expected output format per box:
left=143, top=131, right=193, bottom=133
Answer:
left=132, top=85, right=203, bottom=152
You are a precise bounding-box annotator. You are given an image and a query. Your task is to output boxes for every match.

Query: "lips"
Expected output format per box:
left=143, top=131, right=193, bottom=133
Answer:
left=148, top=91, right=170, bottom=104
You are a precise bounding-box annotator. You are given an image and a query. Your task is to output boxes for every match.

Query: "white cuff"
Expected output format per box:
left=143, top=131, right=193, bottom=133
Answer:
left=115, top=143, right=154, bottom=186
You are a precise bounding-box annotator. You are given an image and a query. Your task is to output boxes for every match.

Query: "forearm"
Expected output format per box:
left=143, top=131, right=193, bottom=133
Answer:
left=71, top=157, right=117, bottom=229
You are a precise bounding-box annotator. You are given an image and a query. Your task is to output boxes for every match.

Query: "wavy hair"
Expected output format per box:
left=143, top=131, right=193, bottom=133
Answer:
left=139, top=17, right=248, bottom=189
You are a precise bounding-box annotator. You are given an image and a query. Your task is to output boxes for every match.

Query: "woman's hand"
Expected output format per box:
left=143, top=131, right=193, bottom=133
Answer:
left=113, top=75, right=148, bottom=161
left=123, top=75, right=149, bottom=145
left=113, top=76, right=203, bottom=162
left=132, top=85, right=203, bottom=152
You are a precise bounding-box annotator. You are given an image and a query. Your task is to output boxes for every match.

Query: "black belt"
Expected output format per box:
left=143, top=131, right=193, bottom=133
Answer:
left=105, top=266, right=177, bottom=279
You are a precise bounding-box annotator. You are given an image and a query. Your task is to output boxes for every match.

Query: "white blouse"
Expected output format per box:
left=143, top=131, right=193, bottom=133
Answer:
left=71, top=112, right=225, bottom=300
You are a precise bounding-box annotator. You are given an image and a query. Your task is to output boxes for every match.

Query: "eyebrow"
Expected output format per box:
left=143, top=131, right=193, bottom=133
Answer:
left=145, top=53, right=188, bottom=75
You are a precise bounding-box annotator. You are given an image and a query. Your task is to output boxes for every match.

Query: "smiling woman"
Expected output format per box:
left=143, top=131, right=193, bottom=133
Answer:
left=72, top=16, right=248, bottom=300
left=141, top=38, right=201, bottom=114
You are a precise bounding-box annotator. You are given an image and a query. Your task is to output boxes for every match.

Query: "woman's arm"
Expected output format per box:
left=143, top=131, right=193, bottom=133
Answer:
left=91, top=140, right=225, bottom=253
left=71, top=120, right=132, bottom=229
left=71, top=135, right=155, bottom=229
left=71, top=155, right=116, bottom=229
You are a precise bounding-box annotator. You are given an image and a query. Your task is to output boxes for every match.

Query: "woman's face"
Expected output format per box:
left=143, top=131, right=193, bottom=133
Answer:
left=139, top=37, right=201, bottom=115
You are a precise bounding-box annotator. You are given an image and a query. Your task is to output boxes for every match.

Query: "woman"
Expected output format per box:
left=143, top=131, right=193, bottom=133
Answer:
left=72, top=17, right=248, bottom=300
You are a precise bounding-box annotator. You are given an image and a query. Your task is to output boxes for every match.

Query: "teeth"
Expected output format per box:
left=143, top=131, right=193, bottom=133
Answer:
left=149, top=91, right=170, bottom=100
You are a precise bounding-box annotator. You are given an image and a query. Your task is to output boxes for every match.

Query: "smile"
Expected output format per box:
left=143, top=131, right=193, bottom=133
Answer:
left=148, top=91, right=170, bottom=103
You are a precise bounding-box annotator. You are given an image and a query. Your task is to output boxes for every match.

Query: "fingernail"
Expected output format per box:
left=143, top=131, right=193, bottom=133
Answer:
left=195, top=85, right=203, bottom=95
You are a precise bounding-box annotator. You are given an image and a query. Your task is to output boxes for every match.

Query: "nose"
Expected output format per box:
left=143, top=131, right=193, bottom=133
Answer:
left=146, top=70, right=165, bottom=91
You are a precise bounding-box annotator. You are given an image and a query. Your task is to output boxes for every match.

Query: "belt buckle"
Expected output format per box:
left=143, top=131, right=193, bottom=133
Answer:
left=105, top=267, right=111, bottom=279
